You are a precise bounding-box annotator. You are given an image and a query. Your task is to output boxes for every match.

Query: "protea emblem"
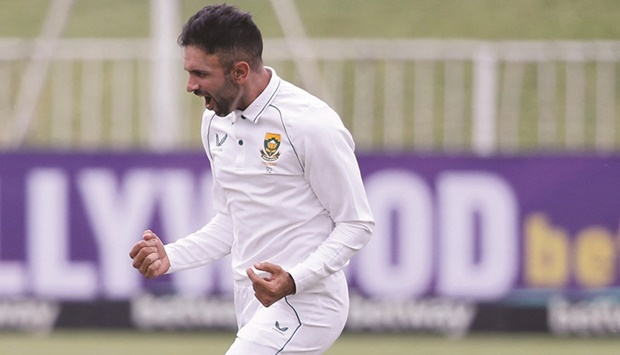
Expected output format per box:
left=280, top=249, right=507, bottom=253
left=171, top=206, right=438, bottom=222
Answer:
left=260, top=132, right=281, bottom=162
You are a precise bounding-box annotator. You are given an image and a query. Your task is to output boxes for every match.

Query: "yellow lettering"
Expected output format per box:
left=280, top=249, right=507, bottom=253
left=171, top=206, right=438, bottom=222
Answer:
left=574, top=227, right=615, bottom=288
left=524, top=213, right=569, bottom=287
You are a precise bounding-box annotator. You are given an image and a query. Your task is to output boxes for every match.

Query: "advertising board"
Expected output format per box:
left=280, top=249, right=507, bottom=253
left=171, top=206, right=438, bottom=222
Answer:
left=0, top=152, right=618, bottom=335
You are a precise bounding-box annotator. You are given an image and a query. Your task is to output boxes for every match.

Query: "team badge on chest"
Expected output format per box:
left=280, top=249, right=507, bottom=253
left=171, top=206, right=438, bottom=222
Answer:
left=260, top=132, right=281, bottom=162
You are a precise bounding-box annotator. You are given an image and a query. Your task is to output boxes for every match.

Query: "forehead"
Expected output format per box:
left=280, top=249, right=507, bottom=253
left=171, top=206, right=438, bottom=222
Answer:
left=183, top=45, right=223, bottom=71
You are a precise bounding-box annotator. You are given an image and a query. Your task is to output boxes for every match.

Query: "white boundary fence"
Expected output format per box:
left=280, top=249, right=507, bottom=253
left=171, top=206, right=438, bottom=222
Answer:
left=0, top=38, right=619, bottom=153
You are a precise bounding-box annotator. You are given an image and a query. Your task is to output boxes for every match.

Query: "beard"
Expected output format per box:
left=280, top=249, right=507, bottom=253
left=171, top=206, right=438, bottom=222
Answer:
left=194, top=74, right=241, bottom=117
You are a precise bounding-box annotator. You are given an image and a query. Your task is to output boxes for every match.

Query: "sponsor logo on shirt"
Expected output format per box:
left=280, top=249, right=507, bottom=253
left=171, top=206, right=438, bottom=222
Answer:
left=260, top=132, right=281, bottom=162
left=212, top=133, right=227, bottom=153
left=215, top=133, right=228, bottom=147
left=273, top=320, right=289, bottom=335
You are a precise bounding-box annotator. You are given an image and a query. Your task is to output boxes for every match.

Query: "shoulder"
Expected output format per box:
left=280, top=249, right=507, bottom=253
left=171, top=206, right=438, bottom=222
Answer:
left=268, top=81, right=354, bottom=156
left=271, top=81, right=342, bottom=133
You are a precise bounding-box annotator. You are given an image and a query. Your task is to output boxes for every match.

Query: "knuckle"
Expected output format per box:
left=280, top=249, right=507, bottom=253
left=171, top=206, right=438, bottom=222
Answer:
left=135, top=249, right=147, bottom=259
left=145, top=253, right=158, bottom=263
left=146, top=260, right=161, bottom=278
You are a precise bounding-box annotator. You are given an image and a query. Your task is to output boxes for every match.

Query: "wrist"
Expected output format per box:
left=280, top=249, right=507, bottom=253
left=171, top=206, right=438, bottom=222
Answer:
left=287, top=272, right=297, bottom=295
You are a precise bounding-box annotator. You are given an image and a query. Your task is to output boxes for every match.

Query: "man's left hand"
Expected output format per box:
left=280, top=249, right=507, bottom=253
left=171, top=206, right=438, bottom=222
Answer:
left=246, top=262, right=296, bottom=307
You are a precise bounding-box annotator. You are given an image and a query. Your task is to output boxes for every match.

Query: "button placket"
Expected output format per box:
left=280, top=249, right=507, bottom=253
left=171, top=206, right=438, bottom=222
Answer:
left=234, top=115, right=247, bottom=169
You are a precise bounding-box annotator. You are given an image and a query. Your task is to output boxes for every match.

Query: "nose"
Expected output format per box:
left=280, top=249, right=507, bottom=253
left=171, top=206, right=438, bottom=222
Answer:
left=186, top=76, right=198, bottom=93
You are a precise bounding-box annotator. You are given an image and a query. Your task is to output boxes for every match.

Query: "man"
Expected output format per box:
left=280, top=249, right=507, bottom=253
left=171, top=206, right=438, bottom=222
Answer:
left=129, top=4, right=374, bottom=354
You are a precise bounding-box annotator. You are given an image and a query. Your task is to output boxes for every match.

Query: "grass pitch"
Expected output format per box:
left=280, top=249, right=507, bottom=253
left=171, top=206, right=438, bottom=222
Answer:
left=1, top=331, right=620, bottom=355
left=2, top=0, right=620, bottom=39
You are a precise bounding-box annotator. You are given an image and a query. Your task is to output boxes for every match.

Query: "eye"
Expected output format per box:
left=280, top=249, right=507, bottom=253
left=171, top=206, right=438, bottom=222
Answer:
left=192, top=72, right=205, bottom=79
left=189, top=70, right=208, bottom=79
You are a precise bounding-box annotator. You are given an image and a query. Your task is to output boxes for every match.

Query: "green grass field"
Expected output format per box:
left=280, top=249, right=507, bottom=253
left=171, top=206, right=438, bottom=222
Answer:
left=2, top=331, right=620, bottom=355
left=2, top=0, right=620, bottom=39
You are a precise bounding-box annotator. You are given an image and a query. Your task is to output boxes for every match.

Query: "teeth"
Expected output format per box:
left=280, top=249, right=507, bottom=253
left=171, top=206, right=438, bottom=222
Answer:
left=204, top=96, right=213, bottom=110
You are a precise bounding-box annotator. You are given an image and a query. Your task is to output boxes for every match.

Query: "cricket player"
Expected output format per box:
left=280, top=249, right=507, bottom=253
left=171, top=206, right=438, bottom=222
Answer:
left=130, top=4, right=374, bottom=354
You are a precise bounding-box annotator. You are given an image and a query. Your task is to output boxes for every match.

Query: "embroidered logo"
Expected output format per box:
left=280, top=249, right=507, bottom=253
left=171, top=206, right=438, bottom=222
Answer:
left=215, top=133, right=228, bottom=147
left=275, top=321, right=288, bottom=333
left=260, top=132, right=281, bottom=162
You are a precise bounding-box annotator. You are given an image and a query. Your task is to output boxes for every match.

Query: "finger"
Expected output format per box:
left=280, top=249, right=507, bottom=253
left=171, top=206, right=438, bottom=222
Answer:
left=131, top=245, right=156, bottom=269
left=131, top=244, right=150, bottom=268
left=254, top=262, right=281, bottom=275
left=129, top=240, right=145, bottom=259
left=143, top=238, right=159, bottom=249
left=145, top=259, right=162, bottom=279
left=130, top=232, right=157, bottom=258
left=143, top=230, right=156, bottom=240
left=132, top=254, right=144, bottom=270
left=139, top=252, right=159, bottom=276
left=138, top=253, right=153, bottom=275
left=246, top=267, right=265, bottom=284
left=143, top=233, right=168, bottom=258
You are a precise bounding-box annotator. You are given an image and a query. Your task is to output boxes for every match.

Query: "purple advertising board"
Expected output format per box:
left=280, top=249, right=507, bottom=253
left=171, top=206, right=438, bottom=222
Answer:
left=0, top=152, right=619, bottom=334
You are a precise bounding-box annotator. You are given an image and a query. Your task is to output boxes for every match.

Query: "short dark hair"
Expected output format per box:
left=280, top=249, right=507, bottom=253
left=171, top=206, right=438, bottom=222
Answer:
left=178, top=4, right=263, bottom=72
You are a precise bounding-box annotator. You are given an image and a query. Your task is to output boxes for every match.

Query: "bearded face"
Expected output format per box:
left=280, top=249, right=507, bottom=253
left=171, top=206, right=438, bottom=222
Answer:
left=183, top=45, right=242, bottom=117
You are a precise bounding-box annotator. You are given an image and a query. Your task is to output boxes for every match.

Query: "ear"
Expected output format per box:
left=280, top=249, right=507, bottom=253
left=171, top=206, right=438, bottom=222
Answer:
left=232, top=61, right=250, bottom=84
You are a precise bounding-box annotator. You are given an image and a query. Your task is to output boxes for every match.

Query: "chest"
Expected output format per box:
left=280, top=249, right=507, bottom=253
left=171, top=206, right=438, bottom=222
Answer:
left=207, top=116, right=303, bottom=177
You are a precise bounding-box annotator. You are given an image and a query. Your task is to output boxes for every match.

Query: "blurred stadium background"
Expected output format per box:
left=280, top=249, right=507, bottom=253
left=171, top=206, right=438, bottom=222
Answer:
left=1, top=0, right=620, bottom=354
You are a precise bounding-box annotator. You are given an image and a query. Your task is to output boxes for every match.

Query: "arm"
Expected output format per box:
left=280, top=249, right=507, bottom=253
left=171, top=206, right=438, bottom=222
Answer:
left=164, top=211, right=233, bottom=273
left=288, top=222, right=372, bottom=294
left=130, top=168, right=234, bottom=277
left=246, top=105, right=373, bottom=303
left=164, top=173, right=234, bottom=273
left=247, top=221, right=371, bottom=306
left=287, top=104, right=375, bottom=294
left=129, top=212, right=233, bottom=278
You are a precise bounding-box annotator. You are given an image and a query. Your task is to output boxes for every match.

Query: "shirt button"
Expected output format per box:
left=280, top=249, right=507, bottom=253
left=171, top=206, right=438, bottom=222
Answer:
left=238, top=140, right=244, bottom=145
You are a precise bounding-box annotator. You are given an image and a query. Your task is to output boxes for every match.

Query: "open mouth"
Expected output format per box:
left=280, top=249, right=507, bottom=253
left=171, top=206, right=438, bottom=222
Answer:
left=204, top=95, right=215, bottom=111
left=194, top=89, right=215, bottom=111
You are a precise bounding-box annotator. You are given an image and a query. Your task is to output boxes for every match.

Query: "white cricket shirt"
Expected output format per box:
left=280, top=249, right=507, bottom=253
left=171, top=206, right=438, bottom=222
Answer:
left=165, top=68, right=374, bottom=294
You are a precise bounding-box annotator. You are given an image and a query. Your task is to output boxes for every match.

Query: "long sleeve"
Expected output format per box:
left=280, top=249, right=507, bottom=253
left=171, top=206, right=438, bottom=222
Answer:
left=164, top=211, right=233, bottom=273
left=288, top=222, right=372, bottom=294
left=164, top=155, right=233, bottom=273
left=286, top=104, right=374, bottom=293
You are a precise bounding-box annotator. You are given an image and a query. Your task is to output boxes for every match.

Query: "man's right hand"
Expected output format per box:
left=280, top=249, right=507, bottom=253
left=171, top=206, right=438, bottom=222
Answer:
left=129, top=230, right=170, bottom=278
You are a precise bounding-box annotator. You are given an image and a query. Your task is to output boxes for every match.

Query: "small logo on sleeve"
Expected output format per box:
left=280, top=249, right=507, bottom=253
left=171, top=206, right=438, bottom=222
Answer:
left=260, top=132, right=281, bottom=162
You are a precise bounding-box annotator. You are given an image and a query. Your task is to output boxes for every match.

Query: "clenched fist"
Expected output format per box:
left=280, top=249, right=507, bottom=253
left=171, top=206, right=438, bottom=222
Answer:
left=129, top=230, right=170, bottom=278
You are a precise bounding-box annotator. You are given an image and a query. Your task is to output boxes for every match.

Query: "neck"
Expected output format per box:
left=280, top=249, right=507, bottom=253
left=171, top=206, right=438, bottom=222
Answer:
left=238, top=66, right=271, bottom=111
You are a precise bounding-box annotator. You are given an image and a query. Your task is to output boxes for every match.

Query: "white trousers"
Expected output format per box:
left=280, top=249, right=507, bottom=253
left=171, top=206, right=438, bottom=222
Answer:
left=225, top=271, right=349, bottom=355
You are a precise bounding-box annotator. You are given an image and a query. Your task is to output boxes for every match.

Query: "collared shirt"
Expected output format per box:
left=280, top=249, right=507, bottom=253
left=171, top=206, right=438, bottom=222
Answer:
left=165, top=68, right=374, bottom=294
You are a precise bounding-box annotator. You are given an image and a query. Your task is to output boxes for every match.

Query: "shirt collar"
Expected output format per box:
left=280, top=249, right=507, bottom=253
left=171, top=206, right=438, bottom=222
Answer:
left=239, top=67, right=281, bottom=124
